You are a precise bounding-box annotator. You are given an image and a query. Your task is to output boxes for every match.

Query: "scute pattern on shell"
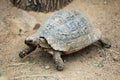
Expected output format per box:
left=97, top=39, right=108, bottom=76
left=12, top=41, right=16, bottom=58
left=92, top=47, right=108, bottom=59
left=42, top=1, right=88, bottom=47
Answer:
left=36, top=10, right=101, bottom=53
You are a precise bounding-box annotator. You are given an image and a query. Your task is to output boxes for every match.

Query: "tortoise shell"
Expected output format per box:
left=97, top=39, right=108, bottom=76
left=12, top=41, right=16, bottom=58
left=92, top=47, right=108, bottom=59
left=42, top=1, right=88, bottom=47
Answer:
left=36, top=10, right=101, bottom=54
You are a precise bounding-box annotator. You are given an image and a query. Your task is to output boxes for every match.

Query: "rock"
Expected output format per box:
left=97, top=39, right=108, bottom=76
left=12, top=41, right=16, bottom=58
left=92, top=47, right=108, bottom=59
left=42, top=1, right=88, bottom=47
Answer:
left=63, top=60, right=67, bottom=63
left=45, top=65, right=50, bottom=69
left=33, top=23, right=41, bottom=30
left=97, top=63, right=104, bottom=68
left=103, top=1, right=107, bottom=5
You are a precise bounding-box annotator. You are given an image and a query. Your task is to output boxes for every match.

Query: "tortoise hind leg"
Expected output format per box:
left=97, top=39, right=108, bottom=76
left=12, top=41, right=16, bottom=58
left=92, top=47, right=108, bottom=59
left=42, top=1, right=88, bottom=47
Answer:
left=53, top=51, right=64, bottom=71
left=98, top=38, right=111, bottom=48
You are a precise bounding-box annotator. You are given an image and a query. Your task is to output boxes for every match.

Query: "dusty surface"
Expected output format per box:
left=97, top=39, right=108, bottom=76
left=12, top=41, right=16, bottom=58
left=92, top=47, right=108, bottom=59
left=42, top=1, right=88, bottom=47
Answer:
left=0, top=0, right=120, bottom=80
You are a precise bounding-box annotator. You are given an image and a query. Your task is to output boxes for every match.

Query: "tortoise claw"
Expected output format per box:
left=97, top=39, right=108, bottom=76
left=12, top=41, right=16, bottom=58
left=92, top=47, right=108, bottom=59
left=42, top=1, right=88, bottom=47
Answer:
left=19, top=46, right=37, bottom=58
left=98, top=38, right=111, bottom=48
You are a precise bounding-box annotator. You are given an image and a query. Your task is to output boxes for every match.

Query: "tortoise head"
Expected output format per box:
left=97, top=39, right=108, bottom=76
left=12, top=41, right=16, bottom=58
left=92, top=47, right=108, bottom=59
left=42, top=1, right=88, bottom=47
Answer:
left=25, top=34, right=40, bottom=46
left=25, top=34, right=49, bottom=48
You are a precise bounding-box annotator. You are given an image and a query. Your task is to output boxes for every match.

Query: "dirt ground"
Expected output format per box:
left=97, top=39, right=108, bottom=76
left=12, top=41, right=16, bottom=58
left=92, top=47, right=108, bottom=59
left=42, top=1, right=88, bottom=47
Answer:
left=0, top=0, right=120, bottom=80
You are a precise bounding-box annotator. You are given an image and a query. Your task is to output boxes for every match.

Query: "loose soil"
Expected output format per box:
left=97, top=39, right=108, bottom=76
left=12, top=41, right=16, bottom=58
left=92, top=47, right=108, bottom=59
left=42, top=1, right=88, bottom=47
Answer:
left=0, top=0, right=120, bottom=80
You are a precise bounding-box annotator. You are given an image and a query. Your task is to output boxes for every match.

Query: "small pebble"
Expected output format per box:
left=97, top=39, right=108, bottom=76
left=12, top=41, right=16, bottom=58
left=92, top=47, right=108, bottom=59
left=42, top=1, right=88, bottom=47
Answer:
left=97, top=63, right=104, bottom=68
left=45, top=65, right=50, bottom=69
left=63, top=60, right=67, bottom=63
left=104, top=1, right=107, bottom=5
left=96, top=22, right=101, bottom=25
left=95, top=73, right=101, bottom=76
left=33, top=23, right=40, bottom=30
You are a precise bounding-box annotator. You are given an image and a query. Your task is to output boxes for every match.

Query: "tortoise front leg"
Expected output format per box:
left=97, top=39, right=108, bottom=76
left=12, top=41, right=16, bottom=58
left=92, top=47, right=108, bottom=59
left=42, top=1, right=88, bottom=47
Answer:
left=19, top=45, right=37, bottom=58
left=98, top=38, right=111, bottom=48
left=53, top=51, right=64, bottom=71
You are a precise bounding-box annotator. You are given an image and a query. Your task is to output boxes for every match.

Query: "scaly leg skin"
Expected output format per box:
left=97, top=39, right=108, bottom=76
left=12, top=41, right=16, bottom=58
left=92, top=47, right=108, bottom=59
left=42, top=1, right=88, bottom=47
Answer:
left=19, top=45, right=37, bottom=58
left=53, top=51, right=64, bottom=71
left=98, top=38, right=111, bottom=48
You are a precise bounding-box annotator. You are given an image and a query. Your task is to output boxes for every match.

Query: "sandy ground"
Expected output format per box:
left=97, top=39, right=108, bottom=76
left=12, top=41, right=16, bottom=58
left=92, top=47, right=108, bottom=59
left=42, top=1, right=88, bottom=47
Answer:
left=0, top=0, right=120, bottom=80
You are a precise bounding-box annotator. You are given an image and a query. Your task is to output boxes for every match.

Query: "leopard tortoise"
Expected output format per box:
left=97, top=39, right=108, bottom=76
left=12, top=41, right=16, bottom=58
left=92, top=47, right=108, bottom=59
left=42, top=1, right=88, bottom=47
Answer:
left=19, top=10, right=111, bottom=71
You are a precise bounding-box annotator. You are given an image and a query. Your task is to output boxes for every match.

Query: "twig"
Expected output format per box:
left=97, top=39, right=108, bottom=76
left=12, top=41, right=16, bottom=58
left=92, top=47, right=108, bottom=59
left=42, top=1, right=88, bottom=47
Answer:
left=7, top=62, right=29, bottom=67
left=10, top=74, right=56, bottom=80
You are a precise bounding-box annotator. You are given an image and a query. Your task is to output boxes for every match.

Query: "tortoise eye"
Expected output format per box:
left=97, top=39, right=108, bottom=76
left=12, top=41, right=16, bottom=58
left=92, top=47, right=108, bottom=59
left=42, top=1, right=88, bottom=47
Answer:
left=26, top=39, right=33, bottom=43
left=25, top=39, right=33, bottom=44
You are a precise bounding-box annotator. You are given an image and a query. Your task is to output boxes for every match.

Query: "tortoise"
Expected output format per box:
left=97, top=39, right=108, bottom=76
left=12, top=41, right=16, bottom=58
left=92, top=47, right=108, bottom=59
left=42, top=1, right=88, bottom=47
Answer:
left=19, top=10, right=111, bottom=71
